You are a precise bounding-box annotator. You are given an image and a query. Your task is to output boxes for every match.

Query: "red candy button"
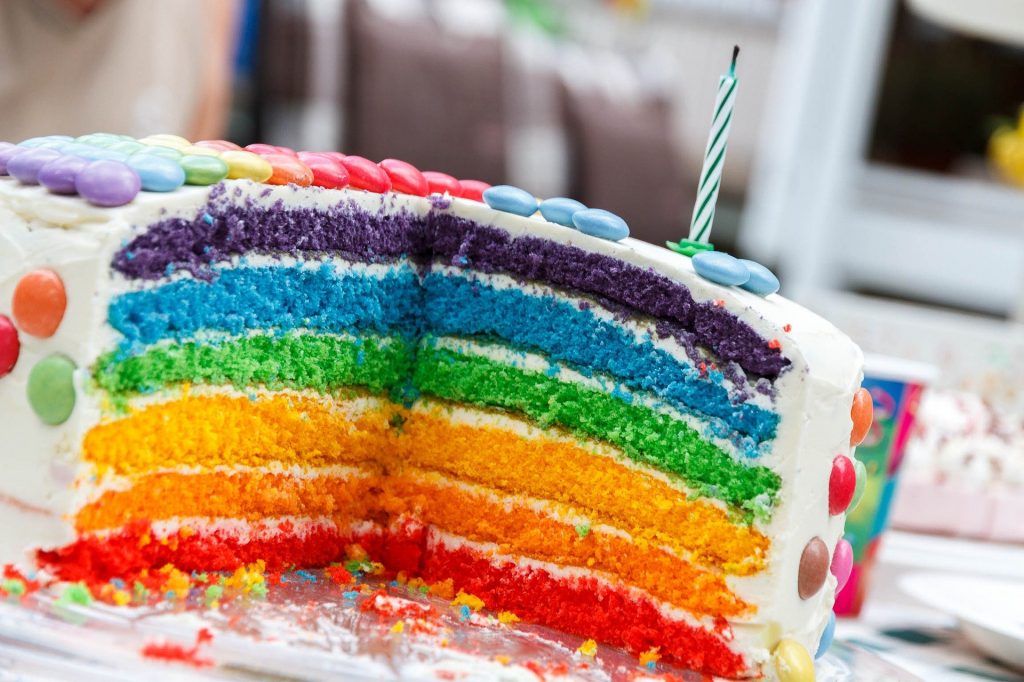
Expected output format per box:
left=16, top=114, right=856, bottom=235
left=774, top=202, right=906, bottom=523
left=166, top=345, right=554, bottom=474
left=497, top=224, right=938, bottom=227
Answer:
left=262, top=153, right=313, bottom=186
left=246, top=143, right=297, bottom=157
left=297, top=152, right=350, bottom=189
left=0, top=314, right=19, bottom=377
left=379, top=159, right=428, bottom=196
left=458, top=179, right=491, bottom=202
left=339, top=156, right=392, bottom=193
left=829, top=455, right=856, bottom=515
left=194, top=139, right=242, bottom=152
left=12, top=269, right=67, bottom=338
left=319, top=152, right=347, bottom=165
left=850, top=387, right=873, bottom=446
left=422, top=171, right=461, bottom=197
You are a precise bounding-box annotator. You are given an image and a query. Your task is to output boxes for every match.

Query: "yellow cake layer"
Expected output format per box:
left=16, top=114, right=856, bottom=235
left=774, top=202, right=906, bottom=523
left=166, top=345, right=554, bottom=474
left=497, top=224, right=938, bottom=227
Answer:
left=76, top=469, right=751, bottom=617
left=83, top=391, right=397, bottom=474
left=399, top=407, right=768, bottom=575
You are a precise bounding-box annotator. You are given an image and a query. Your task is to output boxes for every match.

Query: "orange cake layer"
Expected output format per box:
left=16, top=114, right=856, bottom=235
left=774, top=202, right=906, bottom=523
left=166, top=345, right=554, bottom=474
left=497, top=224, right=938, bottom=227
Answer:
left=75, top=470, right=751, bottom=618
left=82, top=394, right=766, bottom=574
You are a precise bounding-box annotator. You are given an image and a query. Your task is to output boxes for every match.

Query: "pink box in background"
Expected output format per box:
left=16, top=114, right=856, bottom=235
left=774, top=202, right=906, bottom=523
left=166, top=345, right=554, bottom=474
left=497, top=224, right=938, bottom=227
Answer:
left=835, top=354, right=938, bottom=616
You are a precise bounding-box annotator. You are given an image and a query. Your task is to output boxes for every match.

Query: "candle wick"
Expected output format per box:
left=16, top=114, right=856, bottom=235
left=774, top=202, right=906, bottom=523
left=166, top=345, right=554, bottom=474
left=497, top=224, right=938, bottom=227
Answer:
left=730, top=45, right=740, bottom=76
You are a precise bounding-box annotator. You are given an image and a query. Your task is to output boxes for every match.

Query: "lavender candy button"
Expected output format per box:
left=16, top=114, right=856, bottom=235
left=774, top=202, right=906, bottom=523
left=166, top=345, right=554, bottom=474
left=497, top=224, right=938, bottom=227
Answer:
left=75, top=160, right=141, bottom=207
left=7, top=148, right=62, bottom=185
left=38, top=155, right=90, bottom=195
left=0, top=142, right=19, bottom=174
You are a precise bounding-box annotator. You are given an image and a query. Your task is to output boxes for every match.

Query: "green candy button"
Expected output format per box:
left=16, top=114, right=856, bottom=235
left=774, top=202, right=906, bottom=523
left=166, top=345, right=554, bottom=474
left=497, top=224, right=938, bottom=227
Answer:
left=180, top=154, right=229, bottom=186
left=27, top=354, right=77, bottom=425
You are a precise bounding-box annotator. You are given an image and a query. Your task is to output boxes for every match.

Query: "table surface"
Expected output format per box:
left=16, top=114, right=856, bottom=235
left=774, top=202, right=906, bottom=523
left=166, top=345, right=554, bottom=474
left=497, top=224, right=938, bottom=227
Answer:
left=839, top=531, right=1024, bottom=681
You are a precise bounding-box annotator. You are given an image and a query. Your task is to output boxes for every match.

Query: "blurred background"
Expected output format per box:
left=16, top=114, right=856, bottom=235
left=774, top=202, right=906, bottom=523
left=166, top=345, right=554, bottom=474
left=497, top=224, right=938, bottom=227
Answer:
left=2, top=0, right=1024, bottom=676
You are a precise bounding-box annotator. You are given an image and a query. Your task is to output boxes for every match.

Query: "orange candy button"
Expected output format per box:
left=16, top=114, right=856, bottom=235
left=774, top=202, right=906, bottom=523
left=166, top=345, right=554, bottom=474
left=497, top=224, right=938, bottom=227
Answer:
left=850, top=387, right=873, bottom=446
left=12, top=269, right=67, bottom=338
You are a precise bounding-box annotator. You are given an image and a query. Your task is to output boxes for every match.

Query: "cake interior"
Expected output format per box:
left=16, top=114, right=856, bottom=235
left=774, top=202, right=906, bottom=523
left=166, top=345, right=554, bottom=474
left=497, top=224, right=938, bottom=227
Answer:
left=30, top=186, right=804, bottom=679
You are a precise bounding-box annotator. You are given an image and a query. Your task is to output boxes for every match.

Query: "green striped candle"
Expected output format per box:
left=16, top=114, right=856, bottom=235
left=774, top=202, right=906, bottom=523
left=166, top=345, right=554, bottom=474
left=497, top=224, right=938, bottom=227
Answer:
left=667, top=46, right=739, bottom=257
left=690, top=46, right=739, bottom=243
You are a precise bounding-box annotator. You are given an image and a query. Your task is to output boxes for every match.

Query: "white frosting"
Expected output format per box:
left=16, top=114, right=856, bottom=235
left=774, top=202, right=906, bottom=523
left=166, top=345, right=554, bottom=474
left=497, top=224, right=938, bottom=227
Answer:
left=0, top=178, right=863, bottom=680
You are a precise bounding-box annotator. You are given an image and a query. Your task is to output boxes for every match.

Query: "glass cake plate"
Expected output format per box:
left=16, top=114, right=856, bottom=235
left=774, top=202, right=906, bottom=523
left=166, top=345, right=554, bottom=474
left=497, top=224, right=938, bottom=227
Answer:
left=0, top=572, right=920, bottom=682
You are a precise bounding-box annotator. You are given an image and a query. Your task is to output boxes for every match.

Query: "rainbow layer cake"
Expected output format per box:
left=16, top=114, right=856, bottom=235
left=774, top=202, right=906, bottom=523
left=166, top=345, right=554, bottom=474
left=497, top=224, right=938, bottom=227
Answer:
left=0, top=134, right=871, bottom=681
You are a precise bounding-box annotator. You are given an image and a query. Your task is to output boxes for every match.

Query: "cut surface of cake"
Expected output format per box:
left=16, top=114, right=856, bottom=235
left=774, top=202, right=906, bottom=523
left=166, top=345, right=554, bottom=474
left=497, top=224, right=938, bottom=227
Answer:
left=0, top=136, right=869, bottom=681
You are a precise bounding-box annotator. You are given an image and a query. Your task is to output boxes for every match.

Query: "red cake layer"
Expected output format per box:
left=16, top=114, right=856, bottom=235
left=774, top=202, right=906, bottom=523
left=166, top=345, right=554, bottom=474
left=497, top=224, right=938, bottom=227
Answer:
left=37, top=520, right=747, bottom=678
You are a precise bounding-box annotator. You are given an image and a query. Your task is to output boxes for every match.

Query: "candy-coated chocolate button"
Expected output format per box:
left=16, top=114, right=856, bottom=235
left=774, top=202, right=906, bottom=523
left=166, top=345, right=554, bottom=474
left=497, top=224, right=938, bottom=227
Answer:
left=75, top=160, right=141, bottom=206
left=126, top=154, right=186, bottom=192
left=221, top=150, right=273, bottom=183
left=179, top=154, right=229, bottom=186
left=194, top=139, right=242, bottom=152
left=423, top=171, right=461, bottom=196
left=850, top=387, right=873, bottom=445
left=338, top=156, right=391, bottom=193
left=27, top=354, right=76, bottom=425
left=0, top=144, right=27, bottom=175
left=139, top=134, right=191, bottom=150
left=379, top=158, right=428, bottom=196
left=7, top=148, right=62, bottom=184
left=815, top=612, right=836, bottom=659
left=181, top=145, right=221, bottom=158
left=692, top=251, right=750, bottom=287
left=573, top=208, right=629, bottom=241
left=0, top=315, right=18, bottom=377
left=75, top=132, right=122, bottom=147
left=38, top=155, right=89, bottom=194
left=19, top=135, right=73, bottom=148
left=738, top=259, right=780, bottom=296
left=798, top=537, right=829, bottom=599
left=829, top=454, right=856, bottom=515
left=73, top=145, right=129, bottom=162
left=136, top=145, right=183, bottom=161
left=773, top=639, right=814, bottom=682
left=319, top=152, right=347, bottom=165
left=458, top=179, right=490, bottom=202
left=297, top=152, right=350, bottom=189
left=830, top=538, right=853, bottom=592
left=262, top=153, right=314, bottom=186
left=539, top=197, right=587, bottom=227
left=106, top=140, right=146, bottom=155
left=849, top=458, right=867, bottom=512
left=246, top=143, right=296, bottom=157
left=12, top=269, right=67, bottom=339
left=484, top=185, right=538, bottom=217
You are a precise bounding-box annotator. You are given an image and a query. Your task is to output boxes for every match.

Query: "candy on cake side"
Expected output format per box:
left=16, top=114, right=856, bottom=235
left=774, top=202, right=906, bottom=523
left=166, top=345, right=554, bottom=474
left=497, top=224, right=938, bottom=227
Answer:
left=0, top=134, right=870, bottom=681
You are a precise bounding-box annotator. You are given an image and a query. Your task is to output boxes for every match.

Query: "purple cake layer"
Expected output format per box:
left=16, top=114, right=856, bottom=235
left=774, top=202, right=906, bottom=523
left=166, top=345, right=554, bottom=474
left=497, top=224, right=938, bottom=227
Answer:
left=111, top=187, right=788, bottom=378
left=430, top=213, right=788, bottom=378
left=113, top=184, right=429, bottom=282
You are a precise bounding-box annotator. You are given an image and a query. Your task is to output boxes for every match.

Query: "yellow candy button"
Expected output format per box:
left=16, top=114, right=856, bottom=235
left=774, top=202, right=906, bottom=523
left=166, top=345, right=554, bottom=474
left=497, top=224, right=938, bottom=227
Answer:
left=221, top=150, right=274, bottom=183
left=773, top=639, right=815, bottom=682
left=139, top=134, right=191, bottom=150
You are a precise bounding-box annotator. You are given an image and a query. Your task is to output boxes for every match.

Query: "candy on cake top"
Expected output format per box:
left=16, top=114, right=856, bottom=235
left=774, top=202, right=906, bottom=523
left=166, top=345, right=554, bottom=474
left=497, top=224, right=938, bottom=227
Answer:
left=0, top=132, right=784, bottom=297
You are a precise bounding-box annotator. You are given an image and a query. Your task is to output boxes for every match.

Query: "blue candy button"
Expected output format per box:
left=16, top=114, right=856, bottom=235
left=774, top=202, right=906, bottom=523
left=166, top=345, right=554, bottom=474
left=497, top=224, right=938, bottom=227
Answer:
left=73, top=146, right=128, bottom=162
left=815, top=611, right=836, bottom=659
left=539, top=197, right=586, bottom=227
left=572, top=208, right=629, bottom=241
left=738, top=259, right=780, bottom=296
left=482, top=185, right=538, bottom=217
left=126, top=153, right=186, bottom=192
left=692, top=251, right=750, bottom=287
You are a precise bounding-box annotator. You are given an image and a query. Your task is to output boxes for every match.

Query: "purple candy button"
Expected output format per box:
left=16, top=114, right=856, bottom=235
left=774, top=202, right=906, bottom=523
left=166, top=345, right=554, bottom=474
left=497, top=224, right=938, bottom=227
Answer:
left=38, top=155, right=90, bottom=195
left=6, top=148, right=62, bottom=185
left=74, top=160, right=141, bottom=207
